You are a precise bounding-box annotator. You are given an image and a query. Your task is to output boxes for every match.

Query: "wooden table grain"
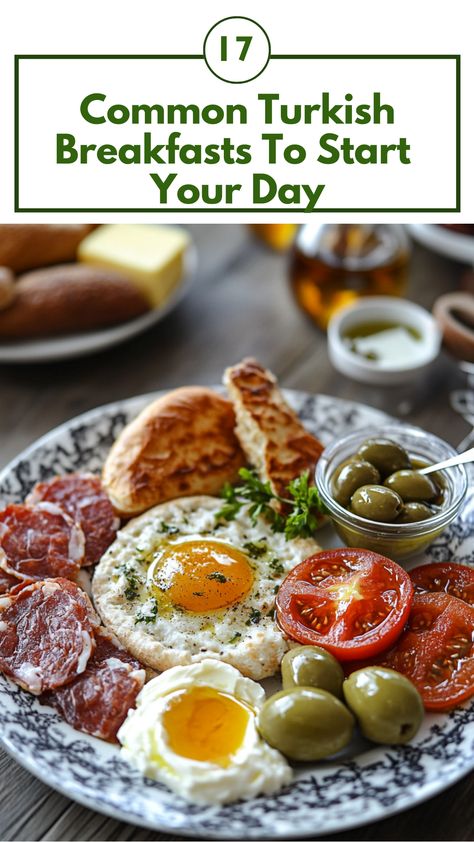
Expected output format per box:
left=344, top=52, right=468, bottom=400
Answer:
left=0, top=224, right=472, bottom=842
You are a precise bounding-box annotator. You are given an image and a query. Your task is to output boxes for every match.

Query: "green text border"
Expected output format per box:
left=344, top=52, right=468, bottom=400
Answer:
left=14, top=54, right=461, bottom=213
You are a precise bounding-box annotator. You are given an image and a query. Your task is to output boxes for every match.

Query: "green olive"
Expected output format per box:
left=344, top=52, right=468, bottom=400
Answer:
left=331, top=456, right=358, bottom=477
left=357, top=438, right=411, bottom=477
left=396, top=502, right=433, bottom=523
left=343, top=667, right=424, bottom=745
left=331, top=460, right=381, bottom=507
left=384, top=470, right=439, bottom=503
left=258, top=687, right=354, bottom=761
left=350, top=485, right=404, bottom=522
left=281, top=646, right=344, bottom=698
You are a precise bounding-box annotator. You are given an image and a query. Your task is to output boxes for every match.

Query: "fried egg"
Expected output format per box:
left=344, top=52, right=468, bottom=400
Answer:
left=117, top=659, right=292, bottom=805
left=92, top=495, right=320, bottom=679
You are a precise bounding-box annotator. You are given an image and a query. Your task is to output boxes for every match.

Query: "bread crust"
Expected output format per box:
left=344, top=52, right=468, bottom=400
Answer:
left=102, top=387, right=246, bottom=516
left=0, top=264, right=149, bottom=338
left=224, top=358, right=324, bottom=499
left=0, top=224, right=96, bottom=273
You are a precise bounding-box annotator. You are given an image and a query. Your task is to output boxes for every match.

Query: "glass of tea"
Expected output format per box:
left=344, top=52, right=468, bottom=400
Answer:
left=289, top=224, right=411, bottom=330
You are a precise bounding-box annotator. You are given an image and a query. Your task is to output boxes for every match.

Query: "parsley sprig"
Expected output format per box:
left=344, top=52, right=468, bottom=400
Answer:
left=216, top=468, right=327, bottom=539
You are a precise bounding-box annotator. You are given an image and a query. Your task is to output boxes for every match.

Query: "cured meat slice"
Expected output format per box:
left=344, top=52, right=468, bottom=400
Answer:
left=28, top=474, right=120, bottom=566
left=0, top=502, right=85, bottom=581
left=42, top=628, right=145, bottom=741
left=0, top=569, right=19, bottom=594
left=0, top=578, right=98, bottom=694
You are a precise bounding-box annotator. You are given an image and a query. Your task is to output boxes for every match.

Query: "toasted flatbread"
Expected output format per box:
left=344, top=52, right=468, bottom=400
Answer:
left=224, top=358, right=324, bottom=499
left=102, top=387, right=246, bottom=516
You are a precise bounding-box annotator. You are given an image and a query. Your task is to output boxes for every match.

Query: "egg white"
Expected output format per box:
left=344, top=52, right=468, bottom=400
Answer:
left=92, top=495, right=321, bottom=679
left=117, top=659, right=292, bottom=805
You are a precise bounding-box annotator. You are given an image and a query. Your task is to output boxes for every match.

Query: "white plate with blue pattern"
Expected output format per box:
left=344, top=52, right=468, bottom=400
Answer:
left=0, top=390, right=472, bottom=839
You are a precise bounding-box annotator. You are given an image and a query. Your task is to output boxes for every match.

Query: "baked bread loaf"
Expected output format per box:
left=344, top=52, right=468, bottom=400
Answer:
left=0, top=264, right=150, bottom=338
left=224, top=358, right=324, bottom=499
left=0, top=268, right=15, bottom=311
left=0, top=225, right=96, bottom=273
left=102, top=387, right=246, bottom=516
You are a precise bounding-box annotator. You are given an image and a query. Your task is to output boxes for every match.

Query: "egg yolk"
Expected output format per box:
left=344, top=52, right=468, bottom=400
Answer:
left=150, top=539, right=253, bottom=612
left=162, top=686, right=251, bottom=766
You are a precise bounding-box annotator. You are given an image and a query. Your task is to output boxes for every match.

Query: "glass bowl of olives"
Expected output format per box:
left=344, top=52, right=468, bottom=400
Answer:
left=316, top=426, right=468, bottom=560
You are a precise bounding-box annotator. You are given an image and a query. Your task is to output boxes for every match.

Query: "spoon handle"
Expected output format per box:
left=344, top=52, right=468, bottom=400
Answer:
left=420, top=446, right=474, bottom=475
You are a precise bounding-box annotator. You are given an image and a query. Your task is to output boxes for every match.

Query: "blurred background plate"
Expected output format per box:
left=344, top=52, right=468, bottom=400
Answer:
left=409, top=224, right=474, bottom=265
left=0, top=245, right=197, bottom=365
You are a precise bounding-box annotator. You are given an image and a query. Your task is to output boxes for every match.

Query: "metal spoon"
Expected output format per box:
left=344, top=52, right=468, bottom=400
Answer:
left=419, top=446, right=474, bottom=475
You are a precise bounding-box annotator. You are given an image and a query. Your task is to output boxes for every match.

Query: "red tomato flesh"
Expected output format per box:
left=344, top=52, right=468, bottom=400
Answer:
left=410, top=562, right=474, bottom=606
left=371, top=591, right=474, bottom=711
left=275, top=549, right=413, bottom=661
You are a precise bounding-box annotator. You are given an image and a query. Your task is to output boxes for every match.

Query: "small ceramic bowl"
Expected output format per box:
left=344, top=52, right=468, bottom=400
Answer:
left=327, top=297, right=441, bottom=385
left=316, top=424, right=467, bottom=561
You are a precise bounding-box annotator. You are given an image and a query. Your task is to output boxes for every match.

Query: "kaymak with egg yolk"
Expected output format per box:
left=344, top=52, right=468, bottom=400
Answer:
left=92, top=495, right=321, bottom=680
left=117, top=659, right=292, bottom=806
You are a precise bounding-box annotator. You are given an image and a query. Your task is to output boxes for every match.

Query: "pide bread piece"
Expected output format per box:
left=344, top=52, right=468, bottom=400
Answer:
left=0, top=264, right=150, bottom=338
left=102, top=387, right=246, bottom=517
left=224, top=358, right=324, bottom=500
left=0, top=225, right=96, bottom=273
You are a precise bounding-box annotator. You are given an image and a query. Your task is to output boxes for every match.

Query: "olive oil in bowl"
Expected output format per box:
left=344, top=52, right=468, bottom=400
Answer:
left=343, top=321, right=422, bottom=366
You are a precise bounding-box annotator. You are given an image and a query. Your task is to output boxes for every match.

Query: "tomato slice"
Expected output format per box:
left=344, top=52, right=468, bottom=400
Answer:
left=275, top=549, right=413, bottom=661
left=410, top=562, right=474, bottom=606
left=372, top=592, right=474, bottom=711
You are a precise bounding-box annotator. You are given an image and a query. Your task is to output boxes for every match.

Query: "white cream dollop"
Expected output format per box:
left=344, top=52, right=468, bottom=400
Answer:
left=118, top=659, right=292, bottom=805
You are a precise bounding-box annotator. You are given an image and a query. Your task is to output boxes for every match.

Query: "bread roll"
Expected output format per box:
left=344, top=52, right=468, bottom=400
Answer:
left=0, top=267, right=15, bottom=311
left=0, top=264, right=150, bottom=338
left=103, top=387, right=246, bottom=516
left=224, top=358, right=324, bottom=500
left=0, top=225, right=96, bottom=273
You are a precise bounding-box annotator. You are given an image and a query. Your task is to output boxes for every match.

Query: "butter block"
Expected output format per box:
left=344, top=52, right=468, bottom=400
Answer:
left=77, top=224, right=190, bottom=308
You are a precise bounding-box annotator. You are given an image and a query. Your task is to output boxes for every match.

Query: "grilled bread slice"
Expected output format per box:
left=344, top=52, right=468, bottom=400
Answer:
left=102, top=387, right=246, bottom=517
left=224, top=358, right=324, bottom=500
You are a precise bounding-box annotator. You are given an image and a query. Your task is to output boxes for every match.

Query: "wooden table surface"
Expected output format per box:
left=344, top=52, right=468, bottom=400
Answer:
left=0, top=224, right=472, bottom=841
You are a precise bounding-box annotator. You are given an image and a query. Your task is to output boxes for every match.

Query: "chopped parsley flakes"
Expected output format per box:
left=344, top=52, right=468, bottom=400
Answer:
left=268, top=557, right=285, bottom=576
left=135, top=598, right=158, bottom=625
left=207, top=571, right=228, bottom=583
left=117, top=563, right=143, bottom=601
left=246, top=608, right=262, bottom=626
left=159, top=521, right=180, bottom=535
left=243, top=540, right=268, bottom=559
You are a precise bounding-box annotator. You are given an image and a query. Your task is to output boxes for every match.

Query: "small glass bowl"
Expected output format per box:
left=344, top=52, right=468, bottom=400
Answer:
left=316, top=424, right=468, bottom=561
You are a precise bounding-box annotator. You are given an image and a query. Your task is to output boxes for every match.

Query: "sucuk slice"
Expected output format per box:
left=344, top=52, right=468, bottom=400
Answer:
left=0, top=578, right=98, bottom=694
left=27, top=474, right=120, bottom=566
left=0, top=502, right=85, bottom=581
left=0, top=568, right=19, bottom=594
left=42, top=628, right=145, bottom=741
